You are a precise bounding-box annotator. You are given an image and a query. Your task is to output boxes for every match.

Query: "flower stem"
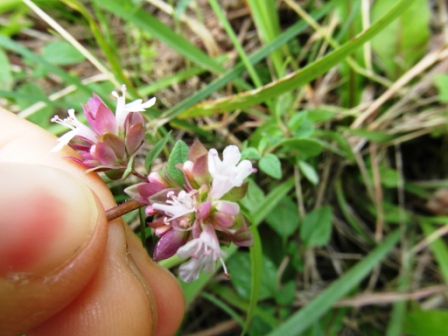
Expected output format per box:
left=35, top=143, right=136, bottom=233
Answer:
left=132, top=171, right=147, bottom=180
left=106, top=199, right=145, bottom=221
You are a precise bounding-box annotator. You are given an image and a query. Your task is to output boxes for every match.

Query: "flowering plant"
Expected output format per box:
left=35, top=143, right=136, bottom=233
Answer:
left=51, top=86, right=255, bottom=282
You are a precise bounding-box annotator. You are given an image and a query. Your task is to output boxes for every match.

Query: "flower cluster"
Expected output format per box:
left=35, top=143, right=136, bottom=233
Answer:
left=52, top=86, right=255, bottom=282
left=51, top=85, right=155, bottom=179
left=125, top=140, right=255, bottom=282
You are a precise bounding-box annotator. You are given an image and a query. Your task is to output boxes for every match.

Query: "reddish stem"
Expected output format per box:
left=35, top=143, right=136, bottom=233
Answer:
left=106, top=200, right=146, bottom=221
left=132, top=171, right=147, bottom=180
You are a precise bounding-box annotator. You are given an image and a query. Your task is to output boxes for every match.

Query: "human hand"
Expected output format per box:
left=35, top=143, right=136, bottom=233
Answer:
left=0, top=108, right=184, bottom=335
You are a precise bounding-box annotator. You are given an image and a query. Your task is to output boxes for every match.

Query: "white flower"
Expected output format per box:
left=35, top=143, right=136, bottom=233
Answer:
left=208, top=145, right=254, bottom=199
left=152, top=190, right=196, bottom=223
left=112, top=84, right=156, bottom=134
left=50, top=109, right=98, bottom=152
left=177, top=224, right=228, bottom=282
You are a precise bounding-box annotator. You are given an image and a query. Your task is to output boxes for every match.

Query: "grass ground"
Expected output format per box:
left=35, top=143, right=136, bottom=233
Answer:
left=2, top=0, right=448, bottom=335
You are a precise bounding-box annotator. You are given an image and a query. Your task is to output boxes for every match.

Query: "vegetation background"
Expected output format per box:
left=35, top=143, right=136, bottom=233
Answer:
left=1, top=0, right=448, bottom=335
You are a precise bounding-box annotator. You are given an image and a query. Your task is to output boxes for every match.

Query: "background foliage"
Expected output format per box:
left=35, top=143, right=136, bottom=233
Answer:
left=2, top=0, right=448, bottom=335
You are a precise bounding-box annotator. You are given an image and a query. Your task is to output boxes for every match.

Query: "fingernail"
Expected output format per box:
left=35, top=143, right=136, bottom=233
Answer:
left=0, top=163, right=98, bottom=277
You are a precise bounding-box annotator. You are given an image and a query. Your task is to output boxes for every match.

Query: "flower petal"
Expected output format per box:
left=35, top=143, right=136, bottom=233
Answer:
left=153, top=229, right=188, bottom=261
left=222, top=145, right=241, bottom=167
left=84, top=94, right=116, bottom=134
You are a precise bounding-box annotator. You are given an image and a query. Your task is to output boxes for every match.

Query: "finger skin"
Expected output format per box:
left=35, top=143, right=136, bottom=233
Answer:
left=125, top=224, right=185, bottom=336
left=0, top=108, right=184, bottom=335
left=28, top=220, right=156, bottom=336
left=0, top=187, right=107, bottom=335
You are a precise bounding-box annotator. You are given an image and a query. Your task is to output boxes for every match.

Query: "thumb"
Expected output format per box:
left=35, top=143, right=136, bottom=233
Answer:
left=0, top=163, right=107, bottom=335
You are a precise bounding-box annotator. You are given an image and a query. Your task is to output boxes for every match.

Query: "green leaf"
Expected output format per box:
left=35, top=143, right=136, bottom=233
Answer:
left=144, top=131, right=172, bottom=171
left=227, top=252, right=277, bottom=301
left=252, top=178, right=295, bottom=226
left=167, top=140, right=189, bottom=186
left=342, top=127, right=394, bottom=143
left=41, top=41, right=85, bottom=65
left=433, top=74, right=448, bottom=103
left=275, top=281, right=296, bottom=306
left=287, top=114, right=314, bottom=138
left=305, top=109, right=336, bottom=123
left=277, top=138, right=323, bottom=157
left=371, top=0, right=429, bottom=78
left=300, top=206, right=333, bottom=247
left=403, top=310, right=448, bottom=336
left=298, top=160, right=319, bottom=185
left=267, top=231, right=400, bottom=336
left=16, top=83, right=53, bottom=127
left=241, top=147, right=262, bottom=160
left=266, top=197, right=300, bottom=239
left=0, top=48, right=13, bottom=90
left=259, top=154, right=282, bottom=179
left=221, top=182, right=249, bottom=202
left=240, top=179, right=266, bottom=213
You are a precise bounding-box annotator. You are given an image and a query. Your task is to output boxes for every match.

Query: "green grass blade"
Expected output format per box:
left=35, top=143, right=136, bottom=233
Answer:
left=210, top=284, right=279, bottom=328
left=178, top=0, right=417, bottom=118
left=60, top=0, right=137, bottom=97
left=201, top=292, right=245, bottom=327
left=252, top=178, right=295, bottom=226
left=160, top=0, right=338, bottom=121
left=208, top=0, right=262, bottom=88
left=241, top=225, right=263, bottom=336
left=0, top=35, right=95, bottom=97
left=246, top=0, right=284, bottom=77
left=267, top=230, right=400, bottom=336
left=137, top=67, right=205, bottom=96
left=421, top=222, right=448, bottom=285
left=93, top=0, right=222, bottom=74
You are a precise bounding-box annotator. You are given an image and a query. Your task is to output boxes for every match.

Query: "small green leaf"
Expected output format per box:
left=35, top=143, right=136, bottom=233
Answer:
left=342, top=127, right=394, bottom=143
left=167, top=140, right=189, bottom=186
left=241, top=147, right=262, bottom=160
left=17, top=83, right=54, bottom=127
left=259, top=154, right=282, bottom=179
left=305, top=109, right=335, bottom=123
left=145, top=131, right=172, bottom=170
left=275, top=281, right=296, bottom=306
left=227, top=252, right=277, bottom=301
left=277, top=138, right=323, bottom=157
left=287, top=112, right=306, bottom=130
left=221, top=182, right=249, bottom=202
left=266, top=197, right=300, bottom=239
left=298, top=160, right=319, bottom=185
left=287, top=112, right=314, bottom=138
left=240, top=179, right=266, bottom=212
left=301, top=206, right=333, bottom=247
left=41, top=41, right=85, bottom=65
